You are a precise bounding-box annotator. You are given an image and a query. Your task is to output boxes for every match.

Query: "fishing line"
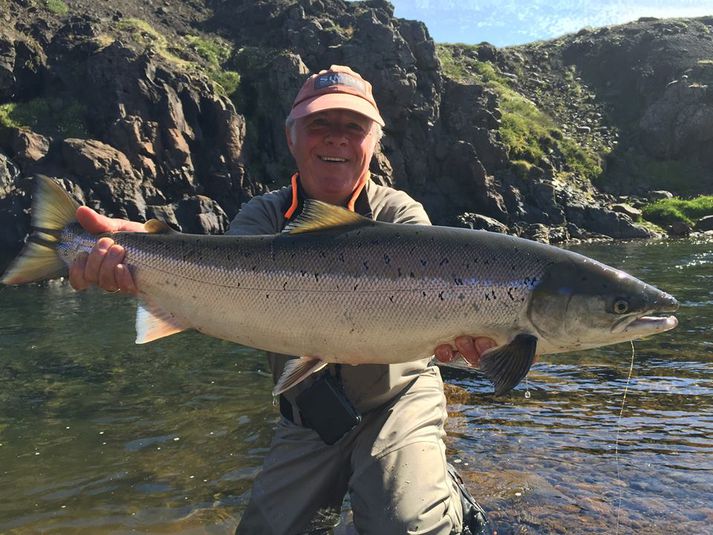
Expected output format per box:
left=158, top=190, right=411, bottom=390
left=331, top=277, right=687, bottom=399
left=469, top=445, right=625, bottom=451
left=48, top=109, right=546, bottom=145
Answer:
left=614, top=340, right=636, bottom=535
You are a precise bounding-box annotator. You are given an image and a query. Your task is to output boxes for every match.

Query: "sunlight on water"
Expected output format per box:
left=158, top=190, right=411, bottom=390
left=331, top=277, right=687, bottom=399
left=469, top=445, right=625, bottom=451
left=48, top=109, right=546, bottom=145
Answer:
left=0, top=238, right=712, bottom=534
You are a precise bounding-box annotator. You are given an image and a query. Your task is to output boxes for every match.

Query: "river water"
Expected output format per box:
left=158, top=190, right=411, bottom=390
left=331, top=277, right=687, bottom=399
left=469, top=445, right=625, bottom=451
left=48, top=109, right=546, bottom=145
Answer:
left=0, top=237, right=711, bottom=534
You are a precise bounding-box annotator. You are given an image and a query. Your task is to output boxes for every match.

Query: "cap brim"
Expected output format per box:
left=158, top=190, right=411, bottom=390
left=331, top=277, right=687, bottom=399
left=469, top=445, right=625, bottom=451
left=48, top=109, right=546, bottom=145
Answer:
left=290, top=94, right=385, bottom=126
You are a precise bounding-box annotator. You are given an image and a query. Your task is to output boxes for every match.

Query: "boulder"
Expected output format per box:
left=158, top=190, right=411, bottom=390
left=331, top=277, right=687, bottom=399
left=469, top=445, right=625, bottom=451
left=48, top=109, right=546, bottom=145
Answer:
left=668, top=221, right=691, bottom=237
left=11, top=128, right=49, bottom=164
left=694, top=215, right=713, bottom=232
left=456, top=212, right=509, bottom=233
left=648, top=190, right=674, bottom=201
left=610, top=203, right=642, bottom=221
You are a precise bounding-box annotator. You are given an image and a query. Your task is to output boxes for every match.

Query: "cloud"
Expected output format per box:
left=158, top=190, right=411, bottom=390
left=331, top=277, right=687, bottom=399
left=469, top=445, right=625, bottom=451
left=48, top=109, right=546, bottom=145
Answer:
left=391, top=0, right=713, bottom=45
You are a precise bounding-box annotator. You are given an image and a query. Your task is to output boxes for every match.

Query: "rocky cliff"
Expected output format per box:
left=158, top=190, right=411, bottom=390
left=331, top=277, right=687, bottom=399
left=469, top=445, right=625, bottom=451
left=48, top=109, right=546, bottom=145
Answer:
left=1, top=0, right=711, bottom=259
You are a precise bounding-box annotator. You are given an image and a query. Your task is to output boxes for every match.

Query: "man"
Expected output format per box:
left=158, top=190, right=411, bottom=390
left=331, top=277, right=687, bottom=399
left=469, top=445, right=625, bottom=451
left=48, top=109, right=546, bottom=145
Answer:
left=70, top=65, right=495, bottom=535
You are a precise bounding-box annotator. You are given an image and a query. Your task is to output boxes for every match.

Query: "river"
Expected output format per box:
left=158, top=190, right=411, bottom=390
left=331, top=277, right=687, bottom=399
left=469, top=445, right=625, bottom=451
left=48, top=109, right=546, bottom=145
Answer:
left=0, top=237, right=711, bottom=534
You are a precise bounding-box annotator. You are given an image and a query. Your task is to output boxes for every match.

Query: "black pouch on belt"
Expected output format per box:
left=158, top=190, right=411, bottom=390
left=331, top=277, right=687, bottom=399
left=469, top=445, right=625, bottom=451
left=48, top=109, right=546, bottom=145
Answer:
left=295, top=369, right=362, bottom=445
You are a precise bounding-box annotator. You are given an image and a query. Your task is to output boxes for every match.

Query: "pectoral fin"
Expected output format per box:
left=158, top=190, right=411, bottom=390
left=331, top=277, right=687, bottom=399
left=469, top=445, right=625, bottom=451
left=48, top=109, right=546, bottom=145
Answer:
left=273, top=357, right=329, bottom=396
left=479, top=334, right=538, bottom=396
left=135, top=301, right=190, bottom=343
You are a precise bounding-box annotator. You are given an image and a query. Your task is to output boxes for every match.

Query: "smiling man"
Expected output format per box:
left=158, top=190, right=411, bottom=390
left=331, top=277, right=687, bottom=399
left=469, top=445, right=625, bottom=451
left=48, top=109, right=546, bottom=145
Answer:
left=69, top=65, right=493, bottom=535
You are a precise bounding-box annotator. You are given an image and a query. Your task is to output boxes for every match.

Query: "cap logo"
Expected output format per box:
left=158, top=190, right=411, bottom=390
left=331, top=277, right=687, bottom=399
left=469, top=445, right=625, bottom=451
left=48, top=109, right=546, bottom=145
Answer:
left=314, top=72, right=366, bottom=94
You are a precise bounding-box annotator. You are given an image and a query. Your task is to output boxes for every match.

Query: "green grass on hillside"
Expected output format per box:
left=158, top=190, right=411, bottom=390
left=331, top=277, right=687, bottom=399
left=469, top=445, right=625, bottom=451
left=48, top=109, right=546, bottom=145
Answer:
left=0, top=98, right=88, bottom=138
left=45, top=0, right=69, bottom=16
left=436, top=44, right=603, bottom=181
left=642, top=196, right=713, bottom=226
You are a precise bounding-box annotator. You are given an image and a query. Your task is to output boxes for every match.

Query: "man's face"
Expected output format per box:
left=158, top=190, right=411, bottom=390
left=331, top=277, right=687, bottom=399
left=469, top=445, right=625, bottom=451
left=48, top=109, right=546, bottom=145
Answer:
left=286, top=109, right=378, bottom=206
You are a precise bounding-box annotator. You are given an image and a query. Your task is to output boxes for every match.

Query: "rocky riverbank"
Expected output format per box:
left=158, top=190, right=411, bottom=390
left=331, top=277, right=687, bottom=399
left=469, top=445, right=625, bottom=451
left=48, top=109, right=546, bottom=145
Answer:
left=1, top=0, right=711, bottom=256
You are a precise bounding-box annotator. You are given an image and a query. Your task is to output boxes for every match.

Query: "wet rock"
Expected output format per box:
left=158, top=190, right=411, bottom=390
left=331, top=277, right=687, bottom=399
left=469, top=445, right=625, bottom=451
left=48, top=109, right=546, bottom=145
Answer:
left=668, top=221, right=692, bottom=237
left=694, top=215, right=713, bottom=231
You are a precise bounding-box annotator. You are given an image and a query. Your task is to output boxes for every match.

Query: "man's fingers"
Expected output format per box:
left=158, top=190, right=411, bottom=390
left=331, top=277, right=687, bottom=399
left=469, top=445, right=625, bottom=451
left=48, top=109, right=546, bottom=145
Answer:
left=434, top=344, right=455, bottom=363
left=68, top=252, right=89, bottom=290
left=475, top=337, right=497, bottom=355
left=76, top=206, right=146, bottom=234
left=115, top=264, right=138, bottom=294
left=455, top=336, right=498, bottom=367
left=83, top=237, right=115, bottom=286
left=97, top=244, right=126, bottom=291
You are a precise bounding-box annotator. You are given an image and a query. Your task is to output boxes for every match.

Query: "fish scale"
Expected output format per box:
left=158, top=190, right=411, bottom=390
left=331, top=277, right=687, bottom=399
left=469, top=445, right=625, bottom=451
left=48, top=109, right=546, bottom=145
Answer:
left=1, top=177, right=679, bottom=395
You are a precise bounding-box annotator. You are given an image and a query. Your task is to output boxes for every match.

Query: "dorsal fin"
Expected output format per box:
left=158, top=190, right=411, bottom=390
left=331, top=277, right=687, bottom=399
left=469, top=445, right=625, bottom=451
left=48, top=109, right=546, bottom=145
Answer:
left=282, top=199, right=371, bottom=235
left=144, top=219, right=174, bottom=234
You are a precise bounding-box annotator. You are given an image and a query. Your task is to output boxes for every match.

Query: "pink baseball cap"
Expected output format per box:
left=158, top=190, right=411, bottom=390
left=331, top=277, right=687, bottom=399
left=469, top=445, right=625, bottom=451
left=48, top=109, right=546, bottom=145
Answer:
left=289, top=65, right=385, bottom=126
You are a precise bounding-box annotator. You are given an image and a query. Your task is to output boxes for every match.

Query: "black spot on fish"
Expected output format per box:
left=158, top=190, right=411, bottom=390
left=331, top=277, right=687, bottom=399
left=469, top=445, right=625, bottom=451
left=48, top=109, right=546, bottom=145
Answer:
left=301, top=270, right=307, bottom=277
left=410, top=271, right=416, bottom=278
left=314, top=273, right=319, bottom=282
left=453, top=277, right=464, bottom=286
left=363, top=261, right=369, bottom=271
left=251, top=265, right=257, bottom=271
left=420, top=259, right=427, bottom=266
left=282, top=281, right=288, bottom=290
left=353, top=284, right=359, bottom=291
left=338, top=253, right=345, bottom=263
left=266, top=294, right=270, bottom=299
left=384, top=254, right=391, bottom=264
left=388, top=295, right=394, bottom=303
left=458, top=293, right=465, bottom=301
left=491, top=290, right=497, bottom=299
left=397, top=267, right=402, bottom=277
left=439, top=258, right=449, bottom=266
left=438, top=291, right=444, bottom=301
left=422, top=291, right=427, bottom=297
left=507, top=288, right=515, bottom=300
left=484, top=293, right=491, bottom=301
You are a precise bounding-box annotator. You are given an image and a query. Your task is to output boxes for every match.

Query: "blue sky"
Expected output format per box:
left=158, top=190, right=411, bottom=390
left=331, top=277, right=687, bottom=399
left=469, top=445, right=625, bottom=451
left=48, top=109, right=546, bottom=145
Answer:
left=388, top=0, right=713, bottom=46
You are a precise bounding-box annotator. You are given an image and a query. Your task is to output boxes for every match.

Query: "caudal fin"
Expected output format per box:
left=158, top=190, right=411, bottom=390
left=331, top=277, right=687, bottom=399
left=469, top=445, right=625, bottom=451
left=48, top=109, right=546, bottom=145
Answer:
left=1, top=176, right=79, bottom=285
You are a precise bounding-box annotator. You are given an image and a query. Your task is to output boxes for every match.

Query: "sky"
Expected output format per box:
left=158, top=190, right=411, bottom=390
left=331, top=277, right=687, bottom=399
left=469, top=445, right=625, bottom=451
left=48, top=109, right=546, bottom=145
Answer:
left=388, top=0, right=713, bottom=46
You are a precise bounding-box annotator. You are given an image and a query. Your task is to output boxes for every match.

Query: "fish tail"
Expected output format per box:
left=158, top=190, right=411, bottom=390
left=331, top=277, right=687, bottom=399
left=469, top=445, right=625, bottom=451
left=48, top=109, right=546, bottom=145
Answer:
left=1, top=176, right=80, bottom=285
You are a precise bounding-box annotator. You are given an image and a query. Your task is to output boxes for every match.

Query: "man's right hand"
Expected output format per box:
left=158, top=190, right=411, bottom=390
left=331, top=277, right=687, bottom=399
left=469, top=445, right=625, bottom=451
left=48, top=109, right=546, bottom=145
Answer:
left=68, top=206, right=144, bottom=294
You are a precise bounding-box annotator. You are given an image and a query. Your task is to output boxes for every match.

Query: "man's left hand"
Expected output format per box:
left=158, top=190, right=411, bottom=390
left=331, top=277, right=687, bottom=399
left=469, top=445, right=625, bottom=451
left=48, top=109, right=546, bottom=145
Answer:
left=434, top=336, right=497, bottom=367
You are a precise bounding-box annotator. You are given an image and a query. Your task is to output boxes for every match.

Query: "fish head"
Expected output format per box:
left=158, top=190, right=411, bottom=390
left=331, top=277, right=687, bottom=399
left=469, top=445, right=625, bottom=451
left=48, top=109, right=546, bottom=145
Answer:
left=527, top=255, right=679, bottom=352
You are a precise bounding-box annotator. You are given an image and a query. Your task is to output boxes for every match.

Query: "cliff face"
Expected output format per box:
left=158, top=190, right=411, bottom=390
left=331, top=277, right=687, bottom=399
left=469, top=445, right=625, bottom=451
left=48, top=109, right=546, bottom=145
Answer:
left=1, top=0, right=710, bottom=257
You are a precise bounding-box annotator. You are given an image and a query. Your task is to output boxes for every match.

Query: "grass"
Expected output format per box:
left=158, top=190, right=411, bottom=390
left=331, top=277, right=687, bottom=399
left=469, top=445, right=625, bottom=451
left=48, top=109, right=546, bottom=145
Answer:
left=0, top=98, right=89, bottom=138
left=185, top=35, right=240, bottom=97
left=45, top=0, right=69, bottom=15
left=437, top=43, right=603, bottom=181
left=116, top=18, right=190, bottom=68
left=642, top=196, right=713, bottom=226
left=113, top=23, right=240, bottom=98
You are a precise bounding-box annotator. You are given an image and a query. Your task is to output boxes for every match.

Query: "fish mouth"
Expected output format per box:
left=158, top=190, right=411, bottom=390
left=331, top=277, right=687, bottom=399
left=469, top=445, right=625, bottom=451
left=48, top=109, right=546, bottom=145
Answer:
left=617, top=314, right=679, bottom=335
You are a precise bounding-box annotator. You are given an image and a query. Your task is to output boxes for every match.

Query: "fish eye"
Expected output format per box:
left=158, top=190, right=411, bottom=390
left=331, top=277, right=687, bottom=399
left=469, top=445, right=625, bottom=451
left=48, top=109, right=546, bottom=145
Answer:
left=613, top=298, right=630, bottom=314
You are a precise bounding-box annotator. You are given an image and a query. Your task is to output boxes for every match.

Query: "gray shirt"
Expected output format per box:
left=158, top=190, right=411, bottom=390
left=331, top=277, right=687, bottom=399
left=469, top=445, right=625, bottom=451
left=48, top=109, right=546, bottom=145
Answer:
left=227, top=179, right=433, bottom=413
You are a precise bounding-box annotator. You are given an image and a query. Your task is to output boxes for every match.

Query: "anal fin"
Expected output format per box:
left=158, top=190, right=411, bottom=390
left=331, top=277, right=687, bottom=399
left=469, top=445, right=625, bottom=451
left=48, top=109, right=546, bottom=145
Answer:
left=272, top=357, right=329, bottom=396
left=479, top=334, right=538, bottom=396
left=136, top=301, right=190, bottom=343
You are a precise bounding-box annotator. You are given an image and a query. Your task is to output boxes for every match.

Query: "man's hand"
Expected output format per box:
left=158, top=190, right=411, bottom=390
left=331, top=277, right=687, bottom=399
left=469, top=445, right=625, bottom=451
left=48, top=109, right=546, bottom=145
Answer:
left=434, top=336, right=497, bottom=367
left=68, top=206, right=144, bottom=294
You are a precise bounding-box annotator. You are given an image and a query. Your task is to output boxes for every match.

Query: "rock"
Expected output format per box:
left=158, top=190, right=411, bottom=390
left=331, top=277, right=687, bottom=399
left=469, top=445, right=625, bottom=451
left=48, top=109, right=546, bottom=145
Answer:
left=523, top=223, right=550, bottom=243
left=175, top=195, right=229, bottom=234
left=610, top=203, right=642, bottom=221
left=61, top=138, right=136, bottom=181
left=694, top=215, right=713, bottom=232
left=11, top=128, right=49, bottom=163
left=456, top=212, right=509, bottom=233
left=648, top=190, right=674, bottom=201
left=668, top=221, right=692, bottom=237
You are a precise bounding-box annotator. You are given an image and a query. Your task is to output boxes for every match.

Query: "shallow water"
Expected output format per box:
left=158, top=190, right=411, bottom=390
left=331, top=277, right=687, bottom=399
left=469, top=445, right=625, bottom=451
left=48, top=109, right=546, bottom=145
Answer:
left=0, top=238, right=711, bottom=534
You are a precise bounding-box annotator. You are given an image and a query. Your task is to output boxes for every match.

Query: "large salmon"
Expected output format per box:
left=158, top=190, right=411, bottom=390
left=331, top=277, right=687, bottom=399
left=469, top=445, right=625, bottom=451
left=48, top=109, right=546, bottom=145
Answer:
left=2, top=177, right=678, bottom=395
